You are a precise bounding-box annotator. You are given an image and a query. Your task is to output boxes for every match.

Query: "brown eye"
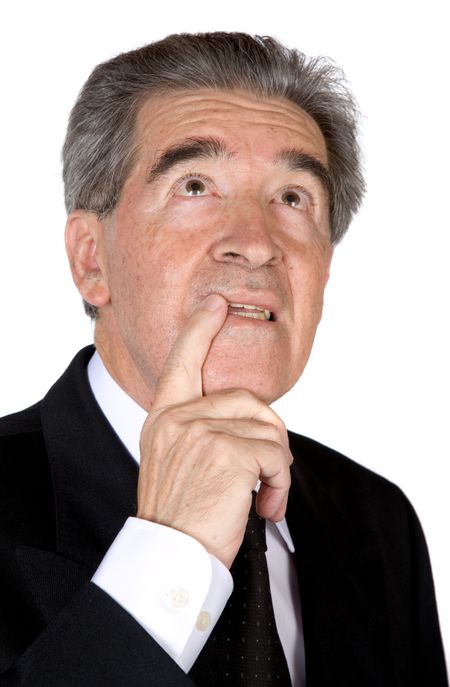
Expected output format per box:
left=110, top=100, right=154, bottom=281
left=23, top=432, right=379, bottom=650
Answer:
left=281, top=190, right=302, bottom=207
left=185, top=178, right=206, bottom=196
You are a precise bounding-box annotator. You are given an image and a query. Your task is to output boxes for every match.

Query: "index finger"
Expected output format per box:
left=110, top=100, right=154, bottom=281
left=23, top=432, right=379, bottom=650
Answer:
left=153, top=293, right=228, bottom=410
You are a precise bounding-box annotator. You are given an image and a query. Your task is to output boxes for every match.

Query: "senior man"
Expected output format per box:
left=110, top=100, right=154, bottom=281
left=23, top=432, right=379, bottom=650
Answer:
left=0, top=32, right=447, bottom=687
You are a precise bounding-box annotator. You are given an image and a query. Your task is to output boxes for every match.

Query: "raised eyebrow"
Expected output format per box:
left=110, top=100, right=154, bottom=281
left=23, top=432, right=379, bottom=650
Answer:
left=146, top=137, right=234, bottom=183
left=275, top=149, right=332, bottom=196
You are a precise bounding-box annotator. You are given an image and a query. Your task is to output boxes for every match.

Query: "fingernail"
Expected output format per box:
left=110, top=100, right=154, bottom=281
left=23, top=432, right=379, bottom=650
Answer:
left=202, top=294, right=225, bottom=311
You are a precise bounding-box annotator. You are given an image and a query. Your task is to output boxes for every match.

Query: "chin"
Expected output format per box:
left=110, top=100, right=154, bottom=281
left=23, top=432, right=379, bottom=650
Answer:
left=201, top=359, right=291, bottom=404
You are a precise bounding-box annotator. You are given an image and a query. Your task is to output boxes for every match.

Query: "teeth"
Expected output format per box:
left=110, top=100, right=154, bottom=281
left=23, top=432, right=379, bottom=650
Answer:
left=232, top=311, right=267, bottom=320
left=228, top=302, right=272, bottom=321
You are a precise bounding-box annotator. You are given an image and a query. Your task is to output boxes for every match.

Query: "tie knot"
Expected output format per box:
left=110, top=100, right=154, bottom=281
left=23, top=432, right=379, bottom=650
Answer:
left=243, top=492, right=267, bottom=551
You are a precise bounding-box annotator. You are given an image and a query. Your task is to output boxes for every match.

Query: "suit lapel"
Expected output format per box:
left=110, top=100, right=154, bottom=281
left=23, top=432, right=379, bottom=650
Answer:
left=286, top=434, right=393, bottom=684
left=40, top=345, right=139, bottom=569
left=14, top=347, right=140, bottom=631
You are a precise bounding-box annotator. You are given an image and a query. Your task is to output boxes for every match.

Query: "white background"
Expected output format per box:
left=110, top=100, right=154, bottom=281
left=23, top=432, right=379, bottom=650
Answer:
left=0, top=0, right=448, bottom=669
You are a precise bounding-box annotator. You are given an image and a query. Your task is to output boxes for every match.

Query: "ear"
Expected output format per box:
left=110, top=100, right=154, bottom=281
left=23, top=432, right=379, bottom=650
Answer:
left=65, top=211, right=110, bottom=309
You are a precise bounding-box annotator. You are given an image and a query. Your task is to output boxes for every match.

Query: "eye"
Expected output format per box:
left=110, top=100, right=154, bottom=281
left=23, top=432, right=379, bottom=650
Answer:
left=178, top=177, right=208, bottom=196
left=281, top=190, right=303, bottom=208
left=185, top=179, right=205, bottom=195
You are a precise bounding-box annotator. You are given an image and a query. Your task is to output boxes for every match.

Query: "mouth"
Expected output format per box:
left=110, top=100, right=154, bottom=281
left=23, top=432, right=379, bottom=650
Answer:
left=227, top=302, right=274, bottom=321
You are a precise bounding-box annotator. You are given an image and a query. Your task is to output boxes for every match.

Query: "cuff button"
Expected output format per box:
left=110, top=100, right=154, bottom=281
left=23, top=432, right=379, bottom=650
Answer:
left=169, top=588, right=190, bottom=607
left=196, top=611, right=211, bottom=631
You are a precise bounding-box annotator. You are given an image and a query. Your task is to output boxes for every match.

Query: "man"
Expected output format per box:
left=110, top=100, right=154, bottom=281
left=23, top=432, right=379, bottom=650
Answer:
left=0, top=32, right=447, bottom=686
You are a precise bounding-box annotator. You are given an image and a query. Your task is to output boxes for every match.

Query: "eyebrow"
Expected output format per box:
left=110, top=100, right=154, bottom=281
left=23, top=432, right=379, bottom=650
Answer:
left=275, top=149, right=332, bottom=197
left=147, top=137, right=233, bottom=183
left=146, top=137, right=332, bottom=198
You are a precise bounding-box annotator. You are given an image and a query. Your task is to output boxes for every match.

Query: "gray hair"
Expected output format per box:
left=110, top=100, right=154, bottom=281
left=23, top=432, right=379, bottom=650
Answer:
left=63, top=32, right=365, bottom=319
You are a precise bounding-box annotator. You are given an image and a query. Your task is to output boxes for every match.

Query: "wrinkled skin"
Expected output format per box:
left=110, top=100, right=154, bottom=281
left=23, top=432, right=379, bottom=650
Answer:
left=65, top=88, right=333, bottom=565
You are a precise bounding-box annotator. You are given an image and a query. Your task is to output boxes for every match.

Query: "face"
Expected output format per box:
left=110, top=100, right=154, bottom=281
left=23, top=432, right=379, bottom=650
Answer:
left=86, top=89, right=332, bottom=407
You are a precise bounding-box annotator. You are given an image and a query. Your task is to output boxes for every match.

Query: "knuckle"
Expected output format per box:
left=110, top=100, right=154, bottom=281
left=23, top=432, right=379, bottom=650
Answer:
left=148, top=405, right=185, bottom=441
left=260, top=422, right=282, bottom=444
left=254, top=418, right=284, bottom=443
left=267, top=407, right=287, bottom=432
left=154, top=404, right=178, bottom=427
left=186, top=417, right=210, bottom=441
left=265, top=440, right=292, bottom=471
left=267, top=414, right=289, bottom=445
left=267, top=438, right=285, bottom=455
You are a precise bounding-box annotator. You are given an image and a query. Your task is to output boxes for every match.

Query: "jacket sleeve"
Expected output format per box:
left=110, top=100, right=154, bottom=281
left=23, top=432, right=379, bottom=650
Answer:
left=0, top=422, right=197, bottom=686
left=1, top=582, right=196, bottom=687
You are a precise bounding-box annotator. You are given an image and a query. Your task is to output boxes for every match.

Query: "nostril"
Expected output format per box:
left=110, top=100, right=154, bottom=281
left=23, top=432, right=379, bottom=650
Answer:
left=214, top=240, right=281, bottom=269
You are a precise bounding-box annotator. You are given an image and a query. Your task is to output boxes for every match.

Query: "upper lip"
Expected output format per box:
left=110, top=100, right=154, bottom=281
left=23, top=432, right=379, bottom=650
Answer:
left=211, top=291, right=282, bottom=320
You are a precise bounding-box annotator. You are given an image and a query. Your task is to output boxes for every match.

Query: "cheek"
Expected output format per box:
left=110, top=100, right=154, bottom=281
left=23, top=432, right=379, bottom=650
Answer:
left=287, top=245, right=331, bottom=341
left=109, top=224, right=179, bottom=295
left=106, top=211, right=210, bottom=332
left=289, top=235, right=331, bottom=288
left=158, top=196, right=231, bottom=241
left=131, top=204, right=222, bottom=290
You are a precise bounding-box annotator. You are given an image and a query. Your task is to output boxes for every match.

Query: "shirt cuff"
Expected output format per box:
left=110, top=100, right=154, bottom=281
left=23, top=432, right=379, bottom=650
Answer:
left=92, top=516, right=233, bottom=671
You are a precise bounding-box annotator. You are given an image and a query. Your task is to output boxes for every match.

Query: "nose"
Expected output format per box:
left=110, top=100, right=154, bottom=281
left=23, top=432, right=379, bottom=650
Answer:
left=211, top=202, right=282, bottom=269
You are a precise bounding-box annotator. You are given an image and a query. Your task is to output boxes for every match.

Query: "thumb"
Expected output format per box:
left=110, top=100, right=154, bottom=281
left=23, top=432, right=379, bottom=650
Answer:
left=153, top=293, right=228, bottom=410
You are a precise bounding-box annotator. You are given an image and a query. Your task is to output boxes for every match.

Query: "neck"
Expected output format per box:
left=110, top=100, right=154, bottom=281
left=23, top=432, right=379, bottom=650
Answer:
left=94, top=320, right=154, bottom=412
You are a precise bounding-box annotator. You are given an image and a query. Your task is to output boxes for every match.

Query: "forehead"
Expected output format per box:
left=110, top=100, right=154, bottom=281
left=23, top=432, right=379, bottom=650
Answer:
left=135, top=88, right=328, bottom=167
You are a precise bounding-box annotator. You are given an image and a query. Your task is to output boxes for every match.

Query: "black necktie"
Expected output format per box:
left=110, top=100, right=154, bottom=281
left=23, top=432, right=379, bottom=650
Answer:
left=189, top=493, right=292, bottom=686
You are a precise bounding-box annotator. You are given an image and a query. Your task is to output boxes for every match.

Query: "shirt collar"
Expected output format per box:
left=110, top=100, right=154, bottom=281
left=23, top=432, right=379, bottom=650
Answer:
left=87, top=350, right=295, bottom=553
left=87, top=351, right=147, bottom=463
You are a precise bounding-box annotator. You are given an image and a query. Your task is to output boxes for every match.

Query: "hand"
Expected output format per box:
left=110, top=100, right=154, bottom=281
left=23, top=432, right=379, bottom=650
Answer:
left=137, top=294, right=292, bottom=568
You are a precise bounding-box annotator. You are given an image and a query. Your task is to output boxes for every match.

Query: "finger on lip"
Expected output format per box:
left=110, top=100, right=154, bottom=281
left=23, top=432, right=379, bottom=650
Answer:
left=153, top=293, right=228, bottom=408
left=202, top=293, right=227, bottom=312
left=199, top=282, right=280, bottom=304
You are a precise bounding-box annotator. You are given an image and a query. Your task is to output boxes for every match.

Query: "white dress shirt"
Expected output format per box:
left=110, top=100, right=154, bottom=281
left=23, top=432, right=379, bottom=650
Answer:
left=88, top=351, right=305, bottom=685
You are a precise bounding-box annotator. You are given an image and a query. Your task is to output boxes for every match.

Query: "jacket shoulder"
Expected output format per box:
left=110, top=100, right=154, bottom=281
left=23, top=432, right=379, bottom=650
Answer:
left=0, top=402, right=42, bottom=436
left=288, top=429, right=399, bottom=487
left=288, top=430, right=412, bottom=527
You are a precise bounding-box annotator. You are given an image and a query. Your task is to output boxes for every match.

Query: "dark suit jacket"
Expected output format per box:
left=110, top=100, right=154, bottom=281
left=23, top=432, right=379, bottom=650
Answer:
left=0, top=346, right=447, bottom=686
